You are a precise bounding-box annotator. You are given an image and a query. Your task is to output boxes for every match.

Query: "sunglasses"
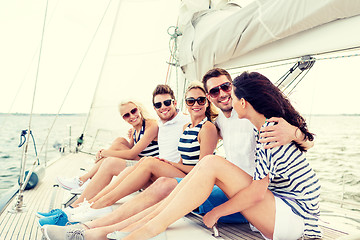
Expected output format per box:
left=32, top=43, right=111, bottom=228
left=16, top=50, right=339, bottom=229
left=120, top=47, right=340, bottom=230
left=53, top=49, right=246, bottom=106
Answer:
left=122, top=107, right=138, bottom=119
left=208, top=82, right=232, bottom=98
left=153, top=99, right=174, bottom=109
left=185, top=96, right=207, bottom=106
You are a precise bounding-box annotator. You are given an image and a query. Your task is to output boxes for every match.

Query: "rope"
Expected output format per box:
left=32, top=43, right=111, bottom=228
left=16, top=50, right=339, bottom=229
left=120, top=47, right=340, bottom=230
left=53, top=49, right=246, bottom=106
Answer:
left=165, top=25, right=181, bottom=85
left=167, top=26, right=181, bottom=64
left=18, top=129, right=40, bottom=165
left=80, top=0, right=123, bottom=144
left=16, top=0, right=49, bottom=204
left=165, top=40, right=176, bottom=85
left=37, top=0, right=114, bottom=153
left=287, top=63, right=314, bottom=96
left=228, top=46, right=360, bottom=74
left=0, top=0, right=61, bottom=135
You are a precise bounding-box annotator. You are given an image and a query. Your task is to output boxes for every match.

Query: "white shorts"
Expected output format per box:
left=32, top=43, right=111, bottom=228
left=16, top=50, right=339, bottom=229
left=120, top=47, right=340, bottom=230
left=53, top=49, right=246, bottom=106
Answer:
left=125, top=160, right=138, bottom=167
left=273, top=196, right=304, bottom=240
left=251, top=196, right=304, bottom=240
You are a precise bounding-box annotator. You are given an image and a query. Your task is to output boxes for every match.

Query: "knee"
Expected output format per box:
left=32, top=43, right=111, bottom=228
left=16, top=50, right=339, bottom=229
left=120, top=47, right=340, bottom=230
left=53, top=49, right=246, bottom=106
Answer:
left=198, top=155, right=213, bottom=167
left=101, top=157, right=125, bottom=171
left=148, top=177, right=177, bottom=198
left=138, top=156, right=158, bottom=168
left=138, top=156, right=150, bottom=164
left=197, top=155, right=222, bottom=171
left=112, top=137, right=128, bottom=146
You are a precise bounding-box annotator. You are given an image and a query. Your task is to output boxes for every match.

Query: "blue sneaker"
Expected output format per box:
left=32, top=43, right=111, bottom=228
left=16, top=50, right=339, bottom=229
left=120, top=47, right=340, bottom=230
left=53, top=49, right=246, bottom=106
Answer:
left=36, top=209, right=64, bottom=218
left=38, top=212, right=69, bottom=227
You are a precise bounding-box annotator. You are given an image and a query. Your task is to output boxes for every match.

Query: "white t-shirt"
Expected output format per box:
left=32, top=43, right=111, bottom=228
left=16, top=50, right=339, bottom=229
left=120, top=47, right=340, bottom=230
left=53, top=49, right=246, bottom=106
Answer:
left=158, top=112, right=190, bottom=163
left=215, top=109, right=256, bottom=176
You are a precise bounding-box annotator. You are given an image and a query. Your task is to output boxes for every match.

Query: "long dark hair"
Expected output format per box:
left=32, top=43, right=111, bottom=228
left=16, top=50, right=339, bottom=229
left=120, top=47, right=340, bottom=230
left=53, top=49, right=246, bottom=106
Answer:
left=233, top=72, right=314, bottom=151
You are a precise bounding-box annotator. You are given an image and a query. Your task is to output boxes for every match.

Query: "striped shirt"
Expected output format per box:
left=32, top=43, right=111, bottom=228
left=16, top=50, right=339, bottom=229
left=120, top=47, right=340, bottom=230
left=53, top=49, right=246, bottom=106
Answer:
left=253, top=122, right=322, bottom=239
left=133, top=120, right=159, bottom=157
left=178, top=117, right=208, bottom=165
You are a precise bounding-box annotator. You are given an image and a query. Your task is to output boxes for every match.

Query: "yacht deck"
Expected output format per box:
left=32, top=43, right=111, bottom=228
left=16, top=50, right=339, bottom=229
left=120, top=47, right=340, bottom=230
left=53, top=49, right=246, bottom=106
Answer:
left=0, top=153, right=358, bottom=240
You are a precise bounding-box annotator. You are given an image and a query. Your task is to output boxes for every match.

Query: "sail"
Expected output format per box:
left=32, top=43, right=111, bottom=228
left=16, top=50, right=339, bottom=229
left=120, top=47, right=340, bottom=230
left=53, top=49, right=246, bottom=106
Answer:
left=82, top=0, right=180, bottom=151
left=178, top=0, right=360, bottom=81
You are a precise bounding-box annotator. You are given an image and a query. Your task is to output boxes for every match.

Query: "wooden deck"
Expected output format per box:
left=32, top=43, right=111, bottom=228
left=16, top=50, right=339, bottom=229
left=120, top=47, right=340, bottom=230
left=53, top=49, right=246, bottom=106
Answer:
left=0, top=153, right=91, bottom=240
left=0, top=153, right=358, bottom=240
left=186, top=213, right=357, bottom=240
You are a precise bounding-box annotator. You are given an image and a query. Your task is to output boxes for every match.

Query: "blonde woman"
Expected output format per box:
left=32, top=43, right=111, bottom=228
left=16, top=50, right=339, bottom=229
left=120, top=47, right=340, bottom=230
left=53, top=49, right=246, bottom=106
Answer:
left=37, top=101, right=159, bottom=224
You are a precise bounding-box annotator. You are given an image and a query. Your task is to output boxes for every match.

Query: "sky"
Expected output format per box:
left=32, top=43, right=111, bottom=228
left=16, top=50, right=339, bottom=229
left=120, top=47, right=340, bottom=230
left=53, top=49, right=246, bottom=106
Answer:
left=1, top=0, right=360, bottom=116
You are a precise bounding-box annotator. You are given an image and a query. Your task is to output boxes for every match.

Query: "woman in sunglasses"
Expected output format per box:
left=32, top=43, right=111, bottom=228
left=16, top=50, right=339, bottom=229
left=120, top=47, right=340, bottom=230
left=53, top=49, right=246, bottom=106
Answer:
left=163, top=81, right=218, bottom=170
left=117, top=72, right=321, bottom=240
left=54, top=100, right=159, bottom=205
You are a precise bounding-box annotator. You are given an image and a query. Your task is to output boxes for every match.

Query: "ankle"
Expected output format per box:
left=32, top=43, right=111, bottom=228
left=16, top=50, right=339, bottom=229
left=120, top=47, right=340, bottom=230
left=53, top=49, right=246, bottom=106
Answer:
left=79, top=177, right=86, bottom=184
left=82, top=223, right=91, bottom=229
left=142, top=224, right=165, bottom=238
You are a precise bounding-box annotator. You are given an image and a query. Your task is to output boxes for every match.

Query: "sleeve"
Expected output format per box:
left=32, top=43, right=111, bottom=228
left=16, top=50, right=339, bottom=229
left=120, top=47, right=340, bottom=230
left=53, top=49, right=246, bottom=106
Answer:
left=253, top=144, right=279, bottom=182
left=253, top=147, right=270, bottom=180
left=214, top=117, right=223, bottom=139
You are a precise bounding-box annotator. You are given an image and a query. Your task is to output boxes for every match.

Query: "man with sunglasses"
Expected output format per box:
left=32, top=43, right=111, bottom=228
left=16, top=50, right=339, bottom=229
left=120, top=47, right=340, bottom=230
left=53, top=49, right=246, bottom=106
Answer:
left=202, top=68, right=313, bottom=163
left=152, top=85, right=190, bottom=163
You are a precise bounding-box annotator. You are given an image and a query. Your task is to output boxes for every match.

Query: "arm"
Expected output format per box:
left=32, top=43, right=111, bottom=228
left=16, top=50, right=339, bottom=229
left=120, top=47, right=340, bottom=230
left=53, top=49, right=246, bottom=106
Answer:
left=203, top=175, right=269, bottom=228
left=259, top=117, right=314, bottom=150
left=101, top=120, right=159, bottom=159
left=198, top=121, right=219, bottom=160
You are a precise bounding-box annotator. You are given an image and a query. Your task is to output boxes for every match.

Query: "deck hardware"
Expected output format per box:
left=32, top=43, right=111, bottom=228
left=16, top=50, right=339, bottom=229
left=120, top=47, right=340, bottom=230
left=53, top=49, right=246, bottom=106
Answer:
left=212, top=224, right=220, bottom=237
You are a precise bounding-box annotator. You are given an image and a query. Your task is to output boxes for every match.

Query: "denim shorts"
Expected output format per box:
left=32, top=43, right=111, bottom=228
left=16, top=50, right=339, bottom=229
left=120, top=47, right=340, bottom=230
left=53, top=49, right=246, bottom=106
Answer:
left=175, top=178, right=247, bottom=223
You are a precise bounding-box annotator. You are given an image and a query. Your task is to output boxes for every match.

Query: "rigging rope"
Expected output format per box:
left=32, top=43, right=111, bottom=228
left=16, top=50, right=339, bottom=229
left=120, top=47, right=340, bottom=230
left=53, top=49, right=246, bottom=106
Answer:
left=18, top=130, right=40, bottom=165
left=0, top=0, right=61, bottom=135
left=14, top=0, right=49, bottom=210
left=165, top=25, right=181, bottom=85
left=79, top=0, right=122, bottom=149
left=286, top=64, right=314, bottom=96
left=229, top=46, right=360, bottom=74
left=37, top=0, right=114, bottom=155
left=165, top=24, right=186, bottom=109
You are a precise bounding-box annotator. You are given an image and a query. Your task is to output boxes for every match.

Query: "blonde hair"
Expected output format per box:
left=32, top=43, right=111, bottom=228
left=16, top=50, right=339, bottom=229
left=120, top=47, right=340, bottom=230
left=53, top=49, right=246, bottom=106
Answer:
left=185, top=81, right=218, bottom=122
left=119, top=100, right=152, bottom=121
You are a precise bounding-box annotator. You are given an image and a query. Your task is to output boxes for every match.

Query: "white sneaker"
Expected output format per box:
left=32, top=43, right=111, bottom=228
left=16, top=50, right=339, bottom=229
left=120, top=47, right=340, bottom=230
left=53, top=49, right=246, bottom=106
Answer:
left=69, top=206, right=112, bottom=222
left=70, top=179, right=90, bottom=195
left=107, top=231, right=129, bottom=240
left=63, top=199, right=92, bottom=217
left=56, top=176, right=83, bottom=190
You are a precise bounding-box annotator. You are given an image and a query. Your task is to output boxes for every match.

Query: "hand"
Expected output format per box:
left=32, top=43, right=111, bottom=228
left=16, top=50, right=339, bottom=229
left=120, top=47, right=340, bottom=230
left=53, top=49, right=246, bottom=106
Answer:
left=259, top=117, right=298, bottom=149
left=127, top=128, right=132, bottom=139
left=203, top=210, right=219, bottom=228
left=95, top=149, right=104, bottom=163
left=156, top=157, right=173, bottom=165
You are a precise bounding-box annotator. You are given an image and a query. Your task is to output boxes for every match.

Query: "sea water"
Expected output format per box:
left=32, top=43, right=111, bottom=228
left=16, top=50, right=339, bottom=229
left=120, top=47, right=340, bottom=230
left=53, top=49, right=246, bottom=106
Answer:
left=0, top=114, right=86, bottom=197
left=0, top=114, right=359, bottom=228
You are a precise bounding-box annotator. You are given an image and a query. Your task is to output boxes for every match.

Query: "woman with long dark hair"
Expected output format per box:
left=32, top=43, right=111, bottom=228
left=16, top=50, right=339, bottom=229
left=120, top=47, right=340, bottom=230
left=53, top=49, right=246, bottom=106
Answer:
left=110, top=71, right=321, bottom=240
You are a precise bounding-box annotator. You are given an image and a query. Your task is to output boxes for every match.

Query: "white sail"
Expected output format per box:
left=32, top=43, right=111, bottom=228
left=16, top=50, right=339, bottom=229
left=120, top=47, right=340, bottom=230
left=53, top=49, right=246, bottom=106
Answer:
left=80, top=0, right=360, bottom=150
left=178, top=0, right=360, bottom=80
